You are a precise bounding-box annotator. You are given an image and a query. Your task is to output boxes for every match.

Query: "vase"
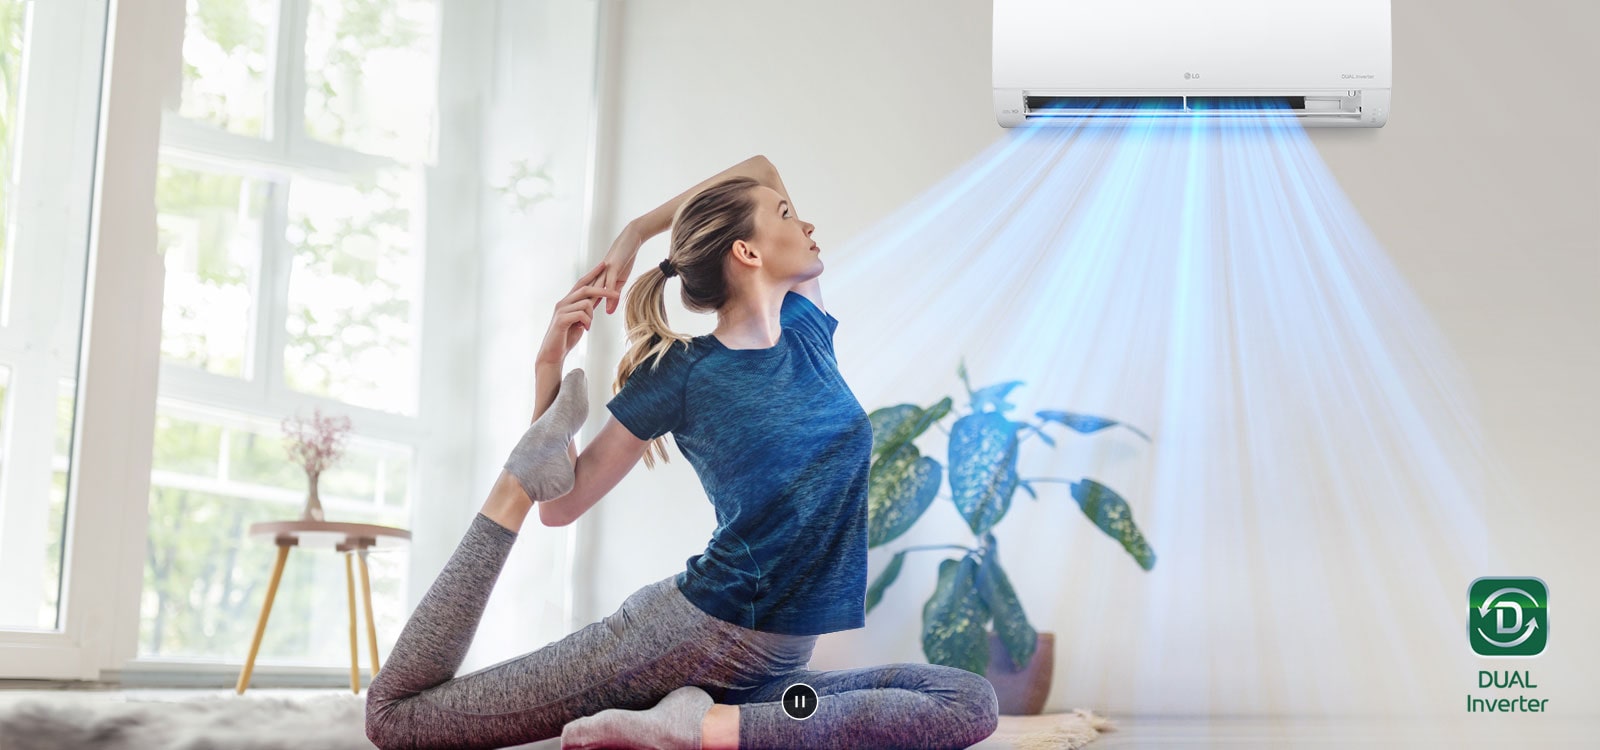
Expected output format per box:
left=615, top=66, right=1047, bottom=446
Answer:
left=301, top=471, right=325, bottom=522
left=985, top=630, right=1053, bottom=715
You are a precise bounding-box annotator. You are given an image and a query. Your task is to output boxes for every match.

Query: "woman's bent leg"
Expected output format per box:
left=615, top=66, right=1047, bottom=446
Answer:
left=364, top=511, right=517, bottom=746
left=722, top=662, right=1001, bottom=750
left=366, top=512, right=514, bottom=703
left=365, top=543, right=759, bottom=750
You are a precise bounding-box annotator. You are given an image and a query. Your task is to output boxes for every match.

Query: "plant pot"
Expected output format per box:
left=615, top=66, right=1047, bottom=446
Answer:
left=985, top=630, right=1053, bottom=715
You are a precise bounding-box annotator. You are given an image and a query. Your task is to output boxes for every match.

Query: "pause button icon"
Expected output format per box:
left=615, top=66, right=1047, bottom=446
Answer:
left=782, top=683, right=819, bottom=720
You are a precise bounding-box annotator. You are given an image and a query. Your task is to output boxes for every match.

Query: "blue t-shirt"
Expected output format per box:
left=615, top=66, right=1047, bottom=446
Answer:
left=606, top=291, right=873, bottom=635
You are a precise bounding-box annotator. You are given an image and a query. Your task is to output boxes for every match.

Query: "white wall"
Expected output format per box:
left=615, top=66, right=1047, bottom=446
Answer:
left=470, top=0, right=1597, bottom=719
left=578, top=0, right=1005, bottom=647
left=456, top=0, right=604, bottom=674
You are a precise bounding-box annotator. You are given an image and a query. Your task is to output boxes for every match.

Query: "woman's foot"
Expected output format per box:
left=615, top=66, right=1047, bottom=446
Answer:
left=503, top=368, right=588, bottom=503
left=560, top=685, right=714, bottom=750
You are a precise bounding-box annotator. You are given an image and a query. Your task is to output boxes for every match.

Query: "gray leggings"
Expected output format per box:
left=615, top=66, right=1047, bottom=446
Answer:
left=365, top=513, right=999, bottom=749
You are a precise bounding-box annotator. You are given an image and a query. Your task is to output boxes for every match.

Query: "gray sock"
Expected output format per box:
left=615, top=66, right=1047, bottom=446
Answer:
left=504, top=367, right=588, bottom=503
left=560, top=685, right=714, bottom=750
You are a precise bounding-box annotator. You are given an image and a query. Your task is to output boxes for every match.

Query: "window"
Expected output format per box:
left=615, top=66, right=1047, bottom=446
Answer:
left=1, top=0, right=26, bottom=309
left=141, top=403, right=410, bottom=663
left=0, top=0, right=102, bottom=634
left=155, top=162, right=268, bottom=379
left=282, top=169, right=421, bottom=413
left=146, top=0, right=439, bottom=665
left=302, top=0, right=438, bottom=162
left=177, top=0, right=275, bottom=138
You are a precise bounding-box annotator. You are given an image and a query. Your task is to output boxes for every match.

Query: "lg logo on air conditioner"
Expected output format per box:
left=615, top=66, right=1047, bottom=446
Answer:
left=1183, top=72, right=1200, bottom=80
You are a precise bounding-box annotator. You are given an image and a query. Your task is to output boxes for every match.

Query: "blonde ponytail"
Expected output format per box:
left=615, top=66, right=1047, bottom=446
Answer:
left=612, top=176, right=762, bottom=469
left=614, top=266, right=694, bottom=470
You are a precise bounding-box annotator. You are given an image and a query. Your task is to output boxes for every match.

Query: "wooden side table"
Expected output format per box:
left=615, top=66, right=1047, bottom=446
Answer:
left=235, top=520, right=411, bottom=695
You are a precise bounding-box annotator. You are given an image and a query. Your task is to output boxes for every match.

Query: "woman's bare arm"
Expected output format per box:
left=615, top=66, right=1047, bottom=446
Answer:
left=629, top=155, right=783, bottom=239
left=537, top=416, right=651, bottom=527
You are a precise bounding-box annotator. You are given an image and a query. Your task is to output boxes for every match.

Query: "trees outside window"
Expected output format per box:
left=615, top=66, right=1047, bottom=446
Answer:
left=144, top=0, right=439, bottom=665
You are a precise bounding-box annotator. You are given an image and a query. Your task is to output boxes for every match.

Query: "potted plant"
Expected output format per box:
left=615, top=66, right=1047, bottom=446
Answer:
left=865, top=358, right=1156, bottom=714
left=281, top=407, right=353, bottom=522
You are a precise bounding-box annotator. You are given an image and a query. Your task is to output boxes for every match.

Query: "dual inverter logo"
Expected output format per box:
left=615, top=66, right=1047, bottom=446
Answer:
left=1468, top=577, right=1547, bottom=657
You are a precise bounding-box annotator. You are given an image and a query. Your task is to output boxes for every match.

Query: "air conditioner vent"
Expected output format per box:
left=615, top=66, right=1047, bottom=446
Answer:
left=1026, top=96, right=1185, bottom=112
left=1019, top=94, right=1365, bottom=121
left=1187, top=96, right=1306, bottom=110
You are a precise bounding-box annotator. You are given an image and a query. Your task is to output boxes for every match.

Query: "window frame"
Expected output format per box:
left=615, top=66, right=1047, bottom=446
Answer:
left=0, top=0, right=480, bottom=683
left=141, top=0, right=441, bottom=667
left=0, top=0, right=550, bottom=684
left=155, top=0, right=437, bottom=437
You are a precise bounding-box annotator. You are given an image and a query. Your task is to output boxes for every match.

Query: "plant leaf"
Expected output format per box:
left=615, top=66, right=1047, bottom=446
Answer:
left=868, top=405, right=919, bottom=461
left=1071, top=477, right=1157, bottom=570
left=970, top=380, right=1025, bottom=414
left=867, top=398, right=952, bottom=464
left=977, top=541, right=1037, bottom=671
left=867, top=442, right=942, bottom=548
left=865, top=550, right=907, bottom=615
left=922, top=556, right=991, bottom=676
left=947, top=412, right=1020, bottom=537
left=1022, top=423, right=1055, bottom=448
left=1036, top=410, right=1151, bottom=442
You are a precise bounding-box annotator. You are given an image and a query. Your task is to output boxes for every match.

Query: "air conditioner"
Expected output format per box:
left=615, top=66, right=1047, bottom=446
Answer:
left=994, top=0, right=1392, bottom=128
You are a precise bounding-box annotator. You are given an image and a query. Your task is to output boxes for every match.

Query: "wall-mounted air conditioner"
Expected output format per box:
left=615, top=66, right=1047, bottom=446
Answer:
left=994, top=0, right=1392, bottom=128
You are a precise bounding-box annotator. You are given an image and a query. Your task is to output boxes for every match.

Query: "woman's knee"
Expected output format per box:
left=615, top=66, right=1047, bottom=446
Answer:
left=365, top=697, right=408, bottom=750
left=363, top=716, right=394, bottom=750
left=966, top=674, right=1001, bottom=742
left=939, top=668, right=999, bottom=745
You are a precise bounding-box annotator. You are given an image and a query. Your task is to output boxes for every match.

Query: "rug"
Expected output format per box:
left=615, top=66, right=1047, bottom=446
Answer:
left=0, top=693, right=374, bottom=750
left=0, top=691, right=1114, bottom=749
left=1008, top=708, right=1116, bottom=749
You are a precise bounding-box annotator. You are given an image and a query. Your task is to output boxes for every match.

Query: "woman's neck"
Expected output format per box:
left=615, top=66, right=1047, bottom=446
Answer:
left=713, top=287, right=786, bottom=348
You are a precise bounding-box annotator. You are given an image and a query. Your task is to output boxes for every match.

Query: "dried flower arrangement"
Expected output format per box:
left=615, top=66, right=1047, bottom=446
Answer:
left=281, top=407, right=354, bottom=522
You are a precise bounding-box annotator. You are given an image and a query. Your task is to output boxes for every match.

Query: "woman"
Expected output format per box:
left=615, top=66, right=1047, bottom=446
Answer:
left=364, top=156, right=1000, bottom=750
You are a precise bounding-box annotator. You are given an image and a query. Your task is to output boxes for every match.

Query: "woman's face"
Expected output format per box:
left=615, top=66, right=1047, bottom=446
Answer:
left=746, top=186, right=820, bottom=282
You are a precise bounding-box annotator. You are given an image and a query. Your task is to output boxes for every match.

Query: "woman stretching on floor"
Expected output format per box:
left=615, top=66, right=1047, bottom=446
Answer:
left=364, top=156, right=1000, bottom=750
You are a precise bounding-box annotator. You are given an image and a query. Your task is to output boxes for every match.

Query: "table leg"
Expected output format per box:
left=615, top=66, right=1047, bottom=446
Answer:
left=345, top=551, right=360, bottom=694
left=357, top=548, right=381, bottom=677
left=236, top=543, right=292, bottom=695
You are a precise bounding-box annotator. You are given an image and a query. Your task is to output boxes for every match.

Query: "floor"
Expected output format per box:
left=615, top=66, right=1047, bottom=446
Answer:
left=0, top=686, right=1594, bottom=748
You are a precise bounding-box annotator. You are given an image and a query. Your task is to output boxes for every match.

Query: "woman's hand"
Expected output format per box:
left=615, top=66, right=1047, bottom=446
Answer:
left=598, top=223, right=645, bottom=316
left=536, top=260, right=620, bottom=367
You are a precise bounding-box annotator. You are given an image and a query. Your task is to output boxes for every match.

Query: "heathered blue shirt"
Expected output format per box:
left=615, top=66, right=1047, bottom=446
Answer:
left=605, top=290, right=873, bottom=636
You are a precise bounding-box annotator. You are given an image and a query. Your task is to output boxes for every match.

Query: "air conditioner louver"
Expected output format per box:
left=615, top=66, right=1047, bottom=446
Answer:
left=1020, top=94, right=1364, bottom=122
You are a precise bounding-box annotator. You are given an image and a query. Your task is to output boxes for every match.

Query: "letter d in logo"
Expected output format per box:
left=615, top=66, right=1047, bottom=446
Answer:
left=1468, top=577, right=1548, bottom=656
